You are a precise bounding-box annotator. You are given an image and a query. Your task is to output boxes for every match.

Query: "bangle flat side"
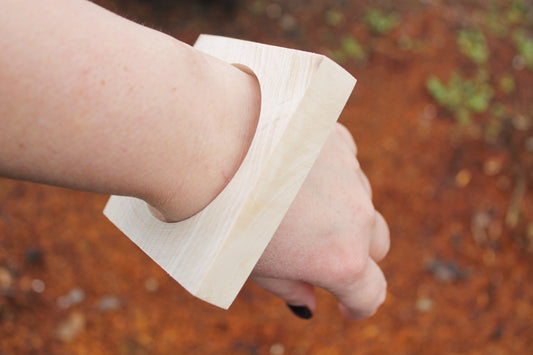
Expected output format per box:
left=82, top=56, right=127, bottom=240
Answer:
left=103, top=35, right=356, bottom=309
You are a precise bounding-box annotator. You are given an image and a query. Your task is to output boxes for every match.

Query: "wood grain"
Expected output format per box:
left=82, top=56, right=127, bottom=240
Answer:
left=104, top=35, right=356, bottom=309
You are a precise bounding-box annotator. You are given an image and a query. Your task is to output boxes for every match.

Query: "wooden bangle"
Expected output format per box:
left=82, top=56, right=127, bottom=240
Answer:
left=103, top=35, right=356, bottom=309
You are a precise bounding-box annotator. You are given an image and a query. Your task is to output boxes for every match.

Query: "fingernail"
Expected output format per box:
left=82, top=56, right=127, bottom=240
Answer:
left=287, top=304, right=313, bottom=319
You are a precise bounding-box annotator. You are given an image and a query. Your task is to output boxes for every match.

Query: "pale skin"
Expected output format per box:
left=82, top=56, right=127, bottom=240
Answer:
left=0, top=0, right=389, bottom=319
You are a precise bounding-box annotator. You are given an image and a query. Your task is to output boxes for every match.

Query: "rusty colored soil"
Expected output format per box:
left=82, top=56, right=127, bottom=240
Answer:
left=1, top=0, right=532, bottom=354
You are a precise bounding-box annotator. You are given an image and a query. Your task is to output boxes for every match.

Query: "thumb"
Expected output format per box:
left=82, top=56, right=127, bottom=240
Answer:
left=251, top=277, right=316, bottom=319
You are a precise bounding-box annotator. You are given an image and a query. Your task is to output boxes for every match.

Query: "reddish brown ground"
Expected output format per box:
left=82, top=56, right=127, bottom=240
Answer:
left=1, top=1, right=532, bottom=354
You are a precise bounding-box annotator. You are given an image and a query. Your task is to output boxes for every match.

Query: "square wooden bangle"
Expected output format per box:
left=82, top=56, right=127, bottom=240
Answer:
left=104, top=35, right=356, bottom=309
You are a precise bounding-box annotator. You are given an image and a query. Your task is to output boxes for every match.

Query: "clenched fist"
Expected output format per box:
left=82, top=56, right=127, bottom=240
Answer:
left=252, top=123, right=390, bottom=320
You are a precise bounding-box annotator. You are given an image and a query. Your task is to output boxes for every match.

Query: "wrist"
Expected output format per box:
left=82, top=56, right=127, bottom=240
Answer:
left=145, top=49, right=260, bottom=222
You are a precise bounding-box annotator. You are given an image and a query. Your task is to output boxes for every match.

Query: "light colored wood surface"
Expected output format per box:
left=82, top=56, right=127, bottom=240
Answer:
left=103, top=35, right=356, bottom=309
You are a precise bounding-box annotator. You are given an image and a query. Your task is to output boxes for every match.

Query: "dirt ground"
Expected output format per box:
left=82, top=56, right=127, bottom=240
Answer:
left=1, top=0, right=532, bottom=354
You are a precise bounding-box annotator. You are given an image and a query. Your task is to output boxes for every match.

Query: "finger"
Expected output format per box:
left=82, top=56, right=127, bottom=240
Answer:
left=252, top=276, right=316, bottom=315
left=327, top=258, right=387, bottom=321
left=369, top=212, right=390, bottom=262
left=336, top=123, right=357, bottom=155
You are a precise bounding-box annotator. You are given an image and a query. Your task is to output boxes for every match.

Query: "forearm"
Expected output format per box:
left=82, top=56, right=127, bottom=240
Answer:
left=0, top=0, right=260, bottom=221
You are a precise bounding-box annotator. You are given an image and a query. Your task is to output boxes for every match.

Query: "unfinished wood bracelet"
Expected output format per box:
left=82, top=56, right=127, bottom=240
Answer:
left=104, top=35, right=356, bottom=309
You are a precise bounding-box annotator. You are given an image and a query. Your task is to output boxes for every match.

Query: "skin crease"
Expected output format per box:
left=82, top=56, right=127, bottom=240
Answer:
left=0, top=0, right=390, bottom=319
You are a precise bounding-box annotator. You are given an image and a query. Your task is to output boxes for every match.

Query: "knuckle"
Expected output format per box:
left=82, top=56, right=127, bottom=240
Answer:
left=328, top=246, right=370, bottom=285
left=373, top=238, right=390, bottom=262
left=374, top=214, right=391, bottom=261
left=376, top=277, right=388, bottom=306
left=380, top=236, right=391, bottom=259
left=325, top=207, right=378, bottom=286
left=363, top=277, right=388, bottom=317
left=353, top=157, right=361, bottom=171
left=342, top=273, right=387, bottom=320
left=375, top=242, right=390, bottom=262
left=355, top=201, right=377, bottom=230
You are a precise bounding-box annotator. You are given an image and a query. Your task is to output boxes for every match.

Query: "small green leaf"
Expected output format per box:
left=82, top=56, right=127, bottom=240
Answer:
left=499, top=75, right=516, bottom=95
left=325, top=9, right=344, bottom=27
left=457, top=28, right=489, bottom=65
left=364, top=9, right=399, bottom=35
left=341, top=36, right=366, bottom=61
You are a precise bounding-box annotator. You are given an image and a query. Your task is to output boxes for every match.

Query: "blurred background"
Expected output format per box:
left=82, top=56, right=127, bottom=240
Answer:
left=1, top=0, right=532, bottom=353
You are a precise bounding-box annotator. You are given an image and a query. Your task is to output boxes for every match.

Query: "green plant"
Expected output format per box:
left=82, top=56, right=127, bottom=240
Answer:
left=331, top=36, right=367, bottom=64
left=485, top=11, right=509, bottom=38
left=248, top=0, right=265, bottom=15
left=397, top=34, right=425, bottom=52
left=485, top=0, right=528, bottom=29
left=341, top=36, right=366, bottom=60
left=484, top=116, right=502, bottom=143
left=499, top=74, right=516, bottom=94
left=325, top=9, right=344, bottom=27
left=506, top=0, right=528, bottom=25
left=426, top=71, right=494, bottom=124
left=363, top=9, right=399, bottom=35
left=457, top=28, right=489, bottom=65
left=512, top=29, right=533, bottom=71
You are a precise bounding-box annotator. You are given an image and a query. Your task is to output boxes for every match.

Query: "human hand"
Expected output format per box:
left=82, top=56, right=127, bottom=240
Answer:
left=251, top=123, right=390, bottom=320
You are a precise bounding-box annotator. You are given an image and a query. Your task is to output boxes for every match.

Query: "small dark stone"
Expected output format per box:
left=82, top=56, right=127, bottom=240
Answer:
left=490, top=324, right=504, bottom=340
left=426, top=258, right=469, bottom=282
left=25, top=248, right=44, bottom=265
